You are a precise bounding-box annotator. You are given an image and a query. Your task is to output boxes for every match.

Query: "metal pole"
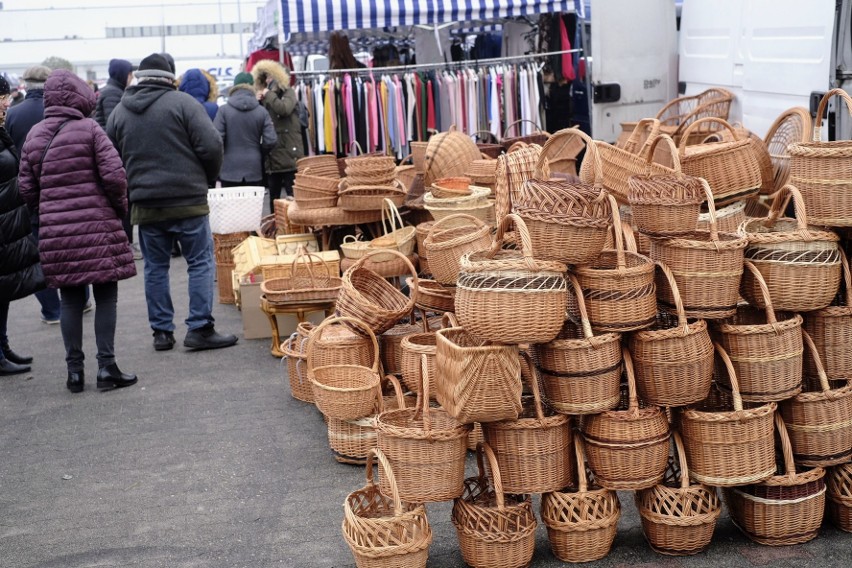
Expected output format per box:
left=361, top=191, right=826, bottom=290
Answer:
left=236, top=0, right=244, bottom=61
left=217, top=0, right=225, bottom=56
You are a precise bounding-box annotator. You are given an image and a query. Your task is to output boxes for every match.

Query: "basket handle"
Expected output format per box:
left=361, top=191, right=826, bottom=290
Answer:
left=426, top=213, right=487, bottom=239
left=606, top=194, right=628, bottom=271
left=619, top=220, right=638, bottom=254
left=642, top=134, right=682, bottom=176
left=442, top=312, right=459, bottom=328
left=567, top=273, right=596, bottom=342
left=473, top=130, right=498, bottom=143
left=713, top=342, right=743, bottom=412
left=671, top=431, right=692, bottom=490
left=573, top=431, right=590, bottom=493
left=503, top=118, right=549, bottom=139
left=384, top=373, right=407, bottom=410
left=342, top=234, right=363, bottom=244
left=655, top=261, right=689, bottom=334
left=290, top=245, right=332, bottom=282
left=399, top=153, right=413, bottom=165
left=626, top=118, right=662, bottom=157
left=743, top=261, right=779, bottom=326
left=678, top=117, right=739, bottom=152
left=381, top=197, right=406, bottom=236
left=351, top=249, right=419, bottom=316
left=763, top=184, right=811, bottom=234
left=521, top=351, right=547, bottom=422
left=622, top=347, right=641, bottom=416
left=801, top=329, right=832, bottom=394
left=696, top=179, right=720, bottom=243
left=774, top=413, right=798, bottom=481
left=474, top=442, right=506, bottom=511
left=486, top=213, right=538, bottom=271
left=813, top=88, right=852, bottom=141
left=348, top=140, right=365, bottom=157
left=305, top=316, right=380, bottom=373
left=539, top=128, right=603, bottom=189
left=533, top=127, right=594, bottom=181
left=364, top=447, right=403, bottom=516
left=419, top=354, right=433, bottom=436
left=841, top=250, right=852, bottom=308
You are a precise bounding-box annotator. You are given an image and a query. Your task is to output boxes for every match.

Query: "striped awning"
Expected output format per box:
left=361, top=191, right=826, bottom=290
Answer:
left=281, top=0, right=572, bottom=35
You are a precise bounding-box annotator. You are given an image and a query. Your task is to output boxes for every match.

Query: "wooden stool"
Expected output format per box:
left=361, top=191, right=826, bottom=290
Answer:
left=261, top=296, right=335, bottom=357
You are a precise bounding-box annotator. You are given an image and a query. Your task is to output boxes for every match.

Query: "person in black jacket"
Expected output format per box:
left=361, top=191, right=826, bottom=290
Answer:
left=0, top=75, right=45, bottom=375
left=94, top=58, right=134, bottom=129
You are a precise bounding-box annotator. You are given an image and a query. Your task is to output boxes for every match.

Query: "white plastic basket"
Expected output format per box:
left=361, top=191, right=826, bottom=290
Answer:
left=207, top=186, right=265, bottom=234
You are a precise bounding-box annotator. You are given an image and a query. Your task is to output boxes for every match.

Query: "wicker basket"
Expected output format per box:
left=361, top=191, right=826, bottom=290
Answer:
left=827, top=463, right=852, bottom=532
left=788, top=89, right=852, bottom=226
left=338, top=180, right=407, bottom=212
left=374, top=198, right=416, bottom=257
left=400, top=329, right=439, bottom=399
left=650, top=179, right=747, bottom=319
left=574, top=196, right=657, bottom=332
left=297, top=155, right=340, bottom=177
left=627, top=135, right=705, bottom=236
left=261, top=248, right=342, bottom=304
left=779, top=330, right=852, bottom=467
left=340, top=234, right=371, bottom=259
left=411, top=141, right=429, bottom=173
left=723, top=413, right=826, bottom=546
left=340, top=253, right=419, bottom=280
left=540, top=433, right=621, bottom=563
left=281, top=330, right=313, bottom=403
left=582, top=348, right=671, bottom=490
left=299, top=319, right=376, bottom=370
left=629, top=262, right=714, bottom=407
left=680, top=343, right=777, bottom=487
left=714, top=261, right=804, bottom=403
left=406, top=277, right=454, bottom=313
left=678, top=117, right=763, bottom=205
left=336, top=250, right=419, bottom=336
left=739, top=184, right=841, bottom=312
left=456, top=214, right=568, bottom=344
left=423, top=127, right=482, bottom=188
left=307, top=317, right=382, bottom=421
left=482, top=353, right=574, bottom=494
left=501, top=119, right=550, bottom=152
left=695, top=200, right=747, bottom=233
left=432, top=176, right=473, bottom=199
left=764, top=107, right=812, bottom=194
left=376, top=359, right=472, bottom=502
left=451, top=442, right=537, bottom=568
left=803, top=251, right=852, bottom=382
left=579, top=118, right=675, bottom=203
left=342, top=448, right=432, bottom=568
left=635, top=432, right=721, bottom=556
left=535, top=274, right=622, bottom=415
left=379, top=312, right=437, bottom=377
left=514, top=129, right=611, bottom=265
left=414, top=221, right=435, bottom=259
left=422, top=214, right=492, bottom=285
left=494, top=143, right=543, bottom=228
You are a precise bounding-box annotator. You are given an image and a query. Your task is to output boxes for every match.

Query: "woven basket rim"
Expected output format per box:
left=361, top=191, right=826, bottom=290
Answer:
left=740, top=217, right=840, bottom=243
left=714, top=312, right=802, bottom=336
left=682, top=400, right=776, bottom=423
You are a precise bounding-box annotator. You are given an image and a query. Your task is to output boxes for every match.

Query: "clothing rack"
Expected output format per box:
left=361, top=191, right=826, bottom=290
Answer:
left=293, top=48, right=582, bottom=78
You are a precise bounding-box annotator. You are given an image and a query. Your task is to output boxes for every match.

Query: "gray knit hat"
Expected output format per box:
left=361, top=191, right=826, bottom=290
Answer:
left=135, top=53, right=176, bottom=81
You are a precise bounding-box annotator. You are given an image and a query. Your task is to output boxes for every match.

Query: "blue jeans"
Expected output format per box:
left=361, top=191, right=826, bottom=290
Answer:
left=137, top=215, right=215, bottom=333
left=31, top=222, right=61, bottom=320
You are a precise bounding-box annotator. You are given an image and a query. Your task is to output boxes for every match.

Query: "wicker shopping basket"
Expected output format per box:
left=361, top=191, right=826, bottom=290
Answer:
left=803, top=251, right=852, bottom=382
left=764, top=106, right=812, bottom=194
left=400, top=322, right=440, bottom=399
left=501, top=119, right=550, bottom=151
left=627, top=134, right=705, bottom=236
left=779, top=330, right=852, bottom=467
left=629, top=261, right=714, bottom=407
left=423, top=126, right=482, bottom=187
left=635, top=432, right=721, bottom=556
left=376, top=357, right=472, bottom=502
left=451, top=442, right=537, bottom=568
left=379, top=311, right=439, bottom=376
left=540, top=433, right=621, bottom=563
left=307, top=317, right=382, bottom=421
left=374, top=198, right=416, bottom=257
left=574, top=195, right=657, bottom=332
left=788, top=88, right=852, bottom=227
left=650, top=179, right=747, bottom=319
left=534, top=274, right=623, bottom=415
left=827, top=463, right=852, bottom=532
left=281, top=328, right=314, bottom=403
left=494, top=143, right=542, bottom=228
left=739, top=184, right=841, bottom=312
left=714, top=261, right=803, bottom=403
left=298, top=319, right=376, bottom=370
left=582, top=348, right=671, bottom=490
left=435, top=314, right=523, bottom=424
left=261, top=247, right=342, bottom=304
left=724, top=413, right=826, bottom=546
left=336, top=249, right=419, bottom=336
left=482, top=353, right=574, bottom=494
left=422, top=214, right=492, bottom=285
left=680, top=343, right=777, bottom=487
left=456, top=214, right=568, bottom=344
left=342, top=448, right=432, bottom=568
left=338, top=180, right=407, bottom=212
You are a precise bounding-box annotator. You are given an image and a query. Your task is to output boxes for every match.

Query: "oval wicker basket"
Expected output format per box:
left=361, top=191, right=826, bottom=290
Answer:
left=281, top=331, right=313, bottom=403
left=802, top=251, right=852, bottom=382
left=406, top=277, right=455, bottom=313
left=431, top=176, right=473, bottom=199
left=422, top=214, right=493, bottom=285
left=827, top=462, right=852, bottom=532
left=423, top=127, right=482, bottom=187
left=764, top=106, right=812, bottom=194
left=338, top=179, right=407, bottom=212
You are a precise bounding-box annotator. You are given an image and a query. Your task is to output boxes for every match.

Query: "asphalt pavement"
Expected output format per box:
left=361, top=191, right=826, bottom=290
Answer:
left=1, top=255, right=851, bottom=567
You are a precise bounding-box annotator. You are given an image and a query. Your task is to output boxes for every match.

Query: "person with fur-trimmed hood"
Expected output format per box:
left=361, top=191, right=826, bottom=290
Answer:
left=178, top=68, right=219, bottom=121
left=213, top=72, right=277, bottom=187
left=252, top=60, right=303, bottom=210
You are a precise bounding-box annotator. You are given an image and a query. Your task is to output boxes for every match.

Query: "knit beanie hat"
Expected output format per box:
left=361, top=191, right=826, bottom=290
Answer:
left=233, top=72, right=253, bottom=87
left=136, top=53, right=175, bottom=81
left=0, top=75, right=10, bottom=96
left=108, top=58, right=134, bottom=87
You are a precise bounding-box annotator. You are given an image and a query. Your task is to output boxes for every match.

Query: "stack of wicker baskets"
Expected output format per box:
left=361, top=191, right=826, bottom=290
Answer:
left=339, top=155, right=407, bottom=211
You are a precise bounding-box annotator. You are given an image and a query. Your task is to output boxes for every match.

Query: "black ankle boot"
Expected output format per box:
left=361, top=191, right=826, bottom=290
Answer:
left=1, top=343, right=33, bottom=365
left=67, top=371, right=84, bottom=393
left=97, top=363, right=138, bottom=390
left=1, top=358, right=30, bottom=376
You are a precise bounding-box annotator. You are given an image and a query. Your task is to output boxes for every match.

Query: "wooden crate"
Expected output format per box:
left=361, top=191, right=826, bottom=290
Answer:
left=232, top=236, right=279, bottom=277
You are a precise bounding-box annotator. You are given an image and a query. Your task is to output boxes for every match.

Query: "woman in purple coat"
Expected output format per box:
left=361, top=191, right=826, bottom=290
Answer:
left=18, top=70, right=138, bottom=393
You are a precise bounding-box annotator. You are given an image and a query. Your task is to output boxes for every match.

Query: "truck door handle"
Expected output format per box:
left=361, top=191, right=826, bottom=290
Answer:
left=593, top=83, right=621, bottom=104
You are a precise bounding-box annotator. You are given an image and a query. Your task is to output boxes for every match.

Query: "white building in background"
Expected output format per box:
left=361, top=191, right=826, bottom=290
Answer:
left=0, top=0, right=265, bottom=85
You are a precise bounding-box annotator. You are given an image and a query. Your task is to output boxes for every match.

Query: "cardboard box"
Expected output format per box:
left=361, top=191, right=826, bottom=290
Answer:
left=239, top=279, right=326, bottom=340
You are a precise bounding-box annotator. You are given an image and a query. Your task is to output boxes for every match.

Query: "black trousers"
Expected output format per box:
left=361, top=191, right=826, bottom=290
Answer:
left=60, top=282, right=118, bottom=372
left=267, top=170, right=296, bottom=211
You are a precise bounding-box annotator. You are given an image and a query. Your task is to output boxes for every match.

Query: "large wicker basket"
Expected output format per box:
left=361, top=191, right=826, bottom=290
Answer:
left=723, top=413, right=826, bottom=546
left=679, top=343, right=777, bottom=487
left=342, top=448, right=432, bottom=568
left=423, top=127, right=482, bottom=187
left=582, top=348, right=670, bottom=490
left=788, top=89, right=852, bottom=226
left=635, top=432, right=721, bottom=556
left=451, top=442, right=537, bottom=568
left=803, top=251, right=852, bottom=382
left=422, top=214, right=492, bottom=285
left=540, top=433, right=621, bottom=563
left=827, top=463, right=852, bottom=532
left=281, top=329, right=313, bottom=403
left=456, top=214, right=568, bottom=344
left=260, top=248, right=342, bottom=304
left=535, top=275, right=623, bottom=415
left=764, top=106, right=812, bottom=194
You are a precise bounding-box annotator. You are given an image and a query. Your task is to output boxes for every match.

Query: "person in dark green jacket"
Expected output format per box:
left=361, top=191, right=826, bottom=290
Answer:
left=251, top=60, right=303, bottom=210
